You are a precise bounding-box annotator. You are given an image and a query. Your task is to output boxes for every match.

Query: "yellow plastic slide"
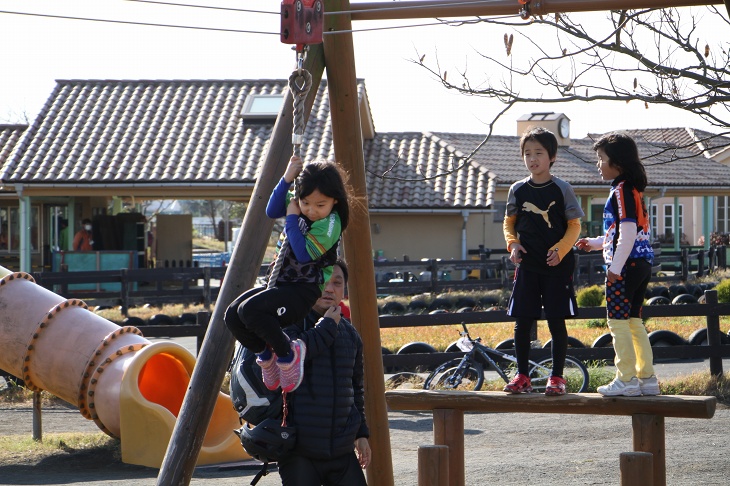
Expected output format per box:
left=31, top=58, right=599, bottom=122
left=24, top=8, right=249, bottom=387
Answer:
left=0, top=266, right=246, bottom=468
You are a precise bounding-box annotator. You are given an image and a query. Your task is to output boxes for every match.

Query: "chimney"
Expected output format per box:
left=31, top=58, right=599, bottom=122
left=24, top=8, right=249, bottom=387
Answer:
left=517, top=112, right=571, bottom=147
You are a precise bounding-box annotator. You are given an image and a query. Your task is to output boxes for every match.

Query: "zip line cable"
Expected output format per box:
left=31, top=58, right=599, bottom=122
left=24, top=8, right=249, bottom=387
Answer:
left=123, top=0, right=278, bottom=15
left=0, top=2, right=517, bottom=38
left=327, top=0, right=512, bottom=16
left=0, top=9, right=279, bottom=35
left=124, top=0, right=514, bottom=18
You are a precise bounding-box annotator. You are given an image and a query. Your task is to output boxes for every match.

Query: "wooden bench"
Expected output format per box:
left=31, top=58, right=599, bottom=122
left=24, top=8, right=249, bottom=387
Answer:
left=385, top=390, right=716, bottom=486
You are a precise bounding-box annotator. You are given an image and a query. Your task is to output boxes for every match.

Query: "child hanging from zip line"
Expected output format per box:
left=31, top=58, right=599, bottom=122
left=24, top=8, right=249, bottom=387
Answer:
left=225, top=154, right=350, bottom=393
left=576, top=133, right=659, bottom=397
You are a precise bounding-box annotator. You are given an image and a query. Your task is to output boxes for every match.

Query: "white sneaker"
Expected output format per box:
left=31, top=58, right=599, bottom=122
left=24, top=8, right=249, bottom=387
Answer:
left=598, top=377, right=641, bottom=397
left=638, top=375, right=660, bottom=396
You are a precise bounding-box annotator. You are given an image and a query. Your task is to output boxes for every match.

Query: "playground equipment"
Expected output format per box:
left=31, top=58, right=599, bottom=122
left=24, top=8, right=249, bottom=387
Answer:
left=0, top=266, right=246, bottom=468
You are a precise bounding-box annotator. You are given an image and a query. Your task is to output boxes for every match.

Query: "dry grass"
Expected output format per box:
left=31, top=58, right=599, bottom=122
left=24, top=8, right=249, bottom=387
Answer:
left=0, top=432, right=118, bottom=466
left=379, top=316, right=730, bottom=353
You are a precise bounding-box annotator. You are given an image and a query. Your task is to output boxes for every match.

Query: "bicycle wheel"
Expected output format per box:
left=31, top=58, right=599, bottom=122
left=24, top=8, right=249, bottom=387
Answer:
left=528, top=356, right=589, bottom=393
left=423, top=358, right=484, bottom=391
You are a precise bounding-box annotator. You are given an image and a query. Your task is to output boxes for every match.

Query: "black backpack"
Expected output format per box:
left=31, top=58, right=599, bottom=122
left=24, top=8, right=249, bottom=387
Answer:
left=229, top=345, right=283, bottom=426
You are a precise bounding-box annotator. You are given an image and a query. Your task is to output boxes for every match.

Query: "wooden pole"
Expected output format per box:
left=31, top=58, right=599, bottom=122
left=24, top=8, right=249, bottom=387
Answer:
left=418, top=445, right=449, bottom=486
left=340, top=0, right=723, bottom=21
left=705, top=290, right=723, bottom=376
left=323, top=1, right=394, bottom=485
left=433, top=409, right=464, bottom=486
left=620, top=452, right=654, bottom=486
left=632, top=414, right=666, bottom=486
left=155, top=47, right=325, bottom=485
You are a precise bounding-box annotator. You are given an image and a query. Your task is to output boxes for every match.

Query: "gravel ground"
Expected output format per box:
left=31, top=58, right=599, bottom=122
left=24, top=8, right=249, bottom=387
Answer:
left=0, top=398, right=728, bottom=486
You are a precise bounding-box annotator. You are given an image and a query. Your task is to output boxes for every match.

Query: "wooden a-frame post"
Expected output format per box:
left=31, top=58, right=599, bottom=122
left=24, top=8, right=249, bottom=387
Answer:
left=156, top=48, right=325, bottom=485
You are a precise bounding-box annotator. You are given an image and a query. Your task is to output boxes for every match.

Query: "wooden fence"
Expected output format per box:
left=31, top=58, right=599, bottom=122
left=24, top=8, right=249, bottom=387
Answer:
left=380, top=291, right=730, bottom=375
left=374, top=245, right=727, bottom=295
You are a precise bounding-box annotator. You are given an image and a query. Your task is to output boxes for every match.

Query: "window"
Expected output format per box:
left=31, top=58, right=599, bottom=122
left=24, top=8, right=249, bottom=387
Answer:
left=0, top=205, right=39, bottom=253
left=717, top=196, right=729, bottom=234
left=650, top=204, right=658, bottom=240
left=492, top=202, right=506, bottom=223
left=241, top=94, right=285, bottom=120
left=663, top=204, right=684, bottom=241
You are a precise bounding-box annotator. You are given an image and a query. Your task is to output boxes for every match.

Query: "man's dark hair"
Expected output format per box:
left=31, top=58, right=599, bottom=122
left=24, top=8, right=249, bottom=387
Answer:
left=334, top=259, right=348, bottom=284
left=520, top=127, right=559, bottom=164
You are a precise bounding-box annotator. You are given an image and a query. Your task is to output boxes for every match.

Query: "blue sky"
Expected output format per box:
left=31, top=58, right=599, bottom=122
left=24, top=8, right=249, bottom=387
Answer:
left=1, top=1, right=726, bottom=139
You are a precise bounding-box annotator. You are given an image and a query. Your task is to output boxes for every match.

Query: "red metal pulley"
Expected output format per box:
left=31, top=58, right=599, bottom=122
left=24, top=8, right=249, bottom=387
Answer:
left=281, top=0, right=324, bottom=52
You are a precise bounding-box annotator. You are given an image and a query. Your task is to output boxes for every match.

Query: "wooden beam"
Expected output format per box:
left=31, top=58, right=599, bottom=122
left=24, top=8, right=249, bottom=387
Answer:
left=155, top=46, right=326, bottom=485
left=385, top=390, right=717, bottom=419
left=323, top=1, right=394, bottom=485
left=338, top=0, right=723, bottom=21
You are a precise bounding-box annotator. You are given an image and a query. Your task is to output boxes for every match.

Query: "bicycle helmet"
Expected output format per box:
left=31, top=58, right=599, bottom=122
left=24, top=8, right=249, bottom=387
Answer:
left=235, top=418, right=297, bottom=463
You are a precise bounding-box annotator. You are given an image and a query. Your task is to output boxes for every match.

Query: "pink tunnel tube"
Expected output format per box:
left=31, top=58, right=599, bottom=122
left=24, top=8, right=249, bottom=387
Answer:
left=0, top=268, right=246, bottom=467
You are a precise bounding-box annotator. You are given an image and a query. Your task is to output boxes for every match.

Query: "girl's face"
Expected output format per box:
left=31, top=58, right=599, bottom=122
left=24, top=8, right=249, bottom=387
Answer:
left=299, top=188, right=337, bottom=222
left=596, top=148, right=621, bottom=181
left=522, top=139, right=555, bottom=182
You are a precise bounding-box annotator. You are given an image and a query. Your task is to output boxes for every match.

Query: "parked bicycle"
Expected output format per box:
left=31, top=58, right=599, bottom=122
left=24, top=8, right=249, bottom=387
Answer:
left=423, top=323, right=589, bottom=393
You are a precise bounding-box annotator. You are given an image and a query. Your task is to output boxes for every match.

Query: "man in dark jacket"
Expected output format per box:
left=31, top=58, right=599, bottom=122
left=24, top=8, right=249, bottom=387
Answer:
left=279, top=259, right=370, bottom=485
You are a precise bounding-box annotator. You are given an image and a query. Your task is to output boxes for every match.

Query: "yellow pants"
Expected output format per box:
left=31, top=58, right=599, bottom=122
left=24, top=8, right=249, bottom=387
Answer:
left=608, top=317, right=655, bottom=381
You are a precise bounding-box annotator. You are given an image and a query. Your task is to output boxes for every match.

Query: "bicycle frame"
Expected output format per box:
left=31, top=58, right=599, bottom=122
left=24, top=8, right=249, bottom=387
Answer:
left=457, top=323, right=556, bottom=384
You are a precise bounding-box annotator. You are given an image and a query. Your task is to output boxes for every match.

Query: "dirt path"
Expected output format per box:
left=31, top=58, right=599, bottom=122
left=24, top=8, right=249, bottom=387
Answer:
left=1, top=400, right=729, bottom=485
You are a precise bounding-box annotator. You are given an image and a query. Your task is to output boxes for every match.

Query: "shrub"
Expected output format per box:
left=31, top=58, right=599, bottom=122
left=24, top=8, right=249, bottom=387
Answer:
left=576, top=285, right=604, bottom=307
left=586, top=318, right=607, bottom=329
left=716, top=279, right=730, bottom=304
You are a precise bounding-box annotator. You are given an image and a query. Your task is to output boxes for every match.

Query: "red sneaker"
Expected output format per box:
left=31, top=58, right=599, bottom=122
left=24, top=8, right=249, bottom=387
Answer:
left=503, top=373, right=532, bottom=394
left=545, top=375, right=567, bottom=396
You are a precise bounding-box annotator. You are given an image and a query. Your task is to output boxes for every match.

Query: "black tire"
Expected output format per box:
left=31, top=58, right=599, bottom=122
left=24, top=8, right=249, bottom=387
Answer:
left=528, top=356, right=589, bottom=393
left=429, top=309, right=450, bottom=315
left=423, top=358, right=484, bottom=391
left=495, top=338, right=515, bottom=350
left=382, top=301, right=406, bottom=314
left=455, top=297, right=477, bottom=308
left=445, top=340, right=461, bottom=353
left=122, top=316, right=146, bottom=328
left=543, top=337, right=585, bottom=348
left=397, top=342, right=437, bottom=372
left=428, top=298, right=453, bottom=311
left=651, top=286, right=670, bottom=298
left=478, top=295, right=501, bottom=307
left=382, top=347, right=397, bottom=373
left=671, top=294, right=697, bottom=305
left=592, top=333, right=613, bottom=348
left=456, top=306, right=474, bottom=313
left=668, top=284, right=687, bottom=299
left=646, top=296, right=671, bottom=306
left=177, top=312, right=197, bottom=325
left=148, top=314, right=175, bottom=326
left=648, top=330, right=687, bottom=346
left=407, top=299, right=428, bottom=311
left=688, top=328, right=730, bottom=346
left=685, top=284, right=703, bottom=298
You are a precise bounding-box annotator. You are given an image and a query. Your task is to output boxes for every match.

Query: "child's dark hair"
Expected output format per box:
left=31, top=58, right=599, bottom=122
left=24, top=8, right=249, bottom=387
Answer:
left=296, top=161, right=350, bottom=230
left=593, top=133, right=647, bottom=192
left=520, top=127, right=559, bottom=165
